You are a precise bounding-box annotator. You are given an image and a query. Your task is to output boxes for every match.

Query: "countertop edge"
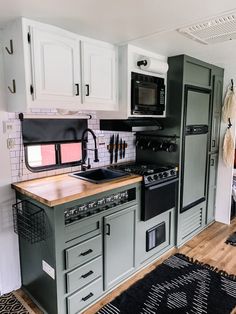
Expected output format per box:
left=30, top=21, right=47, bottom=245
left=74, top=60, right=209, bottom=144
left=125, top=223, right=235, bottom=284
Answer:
left=12, top=175, right=142, bottom=207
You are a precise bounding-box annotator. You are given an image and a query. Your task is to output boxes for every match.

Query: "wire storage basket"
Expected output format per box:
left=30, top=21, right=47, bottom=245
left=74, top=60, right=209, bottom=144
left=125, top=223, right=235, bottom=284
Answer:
left=13, top=200, right=46, bottom=244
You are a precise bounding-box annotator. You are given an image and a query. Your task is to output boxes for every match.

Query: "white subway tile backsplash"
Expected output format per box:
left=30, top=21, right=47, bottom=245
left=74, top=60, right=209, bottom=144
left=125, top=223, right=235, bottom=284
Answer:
left=7, top=110, right=136, bottom=182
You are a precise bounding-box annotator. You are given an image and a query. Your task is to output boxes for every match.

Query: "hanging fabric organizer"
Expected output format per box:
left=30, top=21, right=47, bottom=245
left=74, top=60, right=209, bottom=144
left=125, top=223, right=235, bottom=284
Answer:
left=222, top=79, right=236, bottom=167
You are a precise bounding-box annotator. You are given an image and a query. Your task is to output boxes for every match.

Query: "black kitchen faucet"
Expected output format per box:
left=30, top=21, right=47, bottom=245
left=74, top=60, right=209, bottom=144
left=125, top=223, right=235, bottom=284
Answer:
left=81, top=128, right=99, bottom=171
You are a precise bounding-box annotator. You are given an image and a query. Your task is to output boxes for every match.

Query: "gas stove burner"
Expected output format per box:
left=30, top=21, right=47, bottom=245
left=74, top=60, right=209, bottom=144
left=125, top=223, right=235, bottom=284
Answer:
left=112, top=162, right=178, bottom=185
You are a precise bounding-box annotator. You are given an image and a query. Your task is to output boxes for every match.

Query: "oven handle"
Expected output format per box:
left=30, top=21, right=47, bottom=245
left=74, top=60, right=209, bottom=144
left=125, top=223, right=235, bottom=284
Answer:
left=146, top=178, right=179, bottom=190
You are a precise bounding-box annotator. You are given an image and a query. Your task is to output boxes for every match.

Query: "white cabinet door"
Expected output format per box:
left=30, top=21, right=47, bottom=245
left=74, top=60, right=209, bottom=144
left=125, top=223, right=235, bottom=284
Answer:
left=30, top=26, right=81, bottom=109
left=81, top=42, right=117, bottom=110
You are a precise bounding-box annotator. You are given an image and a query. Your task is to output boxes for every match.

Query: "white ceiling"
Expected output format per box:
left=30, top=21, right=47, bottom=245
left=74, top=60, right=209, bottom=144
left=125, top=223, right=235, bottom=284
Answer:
left=0, top=0, right=236, bottom=67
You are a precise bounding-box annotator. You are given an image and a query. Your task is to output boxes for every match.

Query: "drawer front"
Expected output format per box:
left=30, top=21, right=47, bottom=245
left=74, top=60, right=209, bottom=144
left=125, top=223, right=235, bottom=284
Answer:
left=65, top=217, right=101, bottom=243
left=65, top=235, right=101, bottom=269
left=66, top=256, right=102, bottom=293
left=67, top=277, right=103, bottom=314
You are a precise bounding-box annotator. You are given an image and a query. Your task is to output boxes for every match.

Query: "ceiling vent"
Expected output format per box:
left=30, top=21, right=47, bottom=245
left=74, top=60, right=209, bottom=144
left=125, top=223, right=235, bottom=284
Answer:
left=178, top=13, right=236, bottom=44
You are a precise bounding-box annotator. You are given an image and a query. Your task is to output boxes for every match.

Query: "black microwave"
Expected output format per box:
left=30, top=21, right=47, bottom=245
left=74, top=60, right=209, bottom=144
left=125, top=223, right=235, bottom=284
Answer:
left=131, top=72, right=165, bottom=116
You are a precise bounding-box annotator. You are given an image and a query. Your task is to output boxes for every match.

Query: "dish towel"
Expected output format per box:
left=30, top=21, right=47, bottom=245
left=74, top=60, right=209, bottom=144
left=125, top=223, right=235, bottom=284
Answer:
left=223, top=128, right=235, bottom=167
left=222, top=87, right=236, bottom=123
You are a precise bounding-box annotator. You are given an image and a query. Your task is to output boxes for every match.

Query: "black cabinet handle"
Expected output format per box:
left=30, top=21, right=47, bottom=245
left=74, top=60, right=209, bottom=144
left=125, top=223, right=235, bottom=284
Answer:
left=75, top=83, right=80, bottom=96
left=106, top=223, right=111, bottom=236
left=82, top=292, right=94, bottom=302
left=210, top=159, right=215, bottom=166
left=79, top=249, right=93, bottom=256
left=212, top=140, right=216, bottom=148
left=81, top=270, right=94, bottom=279
left=85, top=84, right=90, bottom=96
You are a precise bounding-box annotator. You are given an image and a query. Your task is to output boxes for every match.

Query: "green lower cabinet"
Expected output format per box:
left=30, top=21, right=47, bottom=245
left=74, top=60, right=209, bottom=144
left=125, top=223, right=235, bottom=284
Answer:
left=206, top=154, right=218, bottom=224
left=103, top=206, right=136, bottom=290
left=15, top=183, right=178, bottom=314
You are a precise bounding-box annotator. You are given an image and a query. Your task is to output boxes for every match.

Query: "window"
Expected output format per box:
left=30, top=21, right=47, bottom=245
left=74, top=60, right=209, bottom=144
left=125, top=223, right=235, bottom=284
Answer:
left=25, top=142, right=83, bottom=172
left=20, top=117, right=88, bottom=172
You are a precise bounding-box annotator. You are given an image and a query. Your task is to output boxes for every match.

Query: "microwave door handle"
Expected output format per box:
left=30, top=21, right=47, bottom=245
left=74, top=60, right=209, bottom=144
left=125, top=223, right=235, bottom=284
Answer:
left=147, top=178, right=179, bottom=190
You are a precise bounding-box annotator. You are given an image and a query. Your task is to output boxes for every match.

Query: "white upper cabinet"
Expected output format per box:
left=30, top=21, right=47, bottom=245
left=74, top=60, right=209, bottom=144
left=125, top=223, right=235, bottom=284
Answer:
left=3, top=18, right=118, bottom=112
left=30, top=26, right=81, bottom=108
left=81, top=42, right=117, bottom=110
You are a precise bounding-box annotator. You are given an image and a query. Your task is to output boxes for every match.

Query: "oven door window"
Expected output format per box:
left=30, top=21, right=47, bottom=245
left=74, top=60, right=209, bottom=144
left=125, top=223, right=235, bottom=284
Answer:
left=142, top=179, right=178, bottom=221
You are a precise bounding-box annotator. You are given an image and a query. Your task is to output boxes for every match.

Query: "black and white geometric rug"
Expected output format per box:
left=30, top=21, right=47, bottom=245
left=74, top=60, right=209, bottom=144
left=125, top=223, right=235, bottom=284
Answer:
left=97, top=254, right=236, bottom=314
left=226, top=232, right=236, bottom=246
left=0, top=292, right=30, bottom=314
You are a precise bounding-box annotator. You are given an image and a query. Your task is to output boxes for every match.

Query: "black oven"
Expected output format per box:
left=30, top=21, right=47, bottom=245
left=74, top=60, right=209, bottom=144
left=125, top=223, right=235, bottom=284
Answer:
left=131, top=72, right=165, bottom=116
left=142, top=178, right=178, bottom=221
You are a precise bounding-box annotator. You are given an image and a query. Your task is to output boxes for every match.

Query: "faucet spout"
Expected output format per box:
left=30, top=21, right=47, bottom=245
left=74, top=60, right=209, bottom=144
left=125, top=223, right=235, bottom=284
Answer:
left=81, top=128, right=99, bottom=166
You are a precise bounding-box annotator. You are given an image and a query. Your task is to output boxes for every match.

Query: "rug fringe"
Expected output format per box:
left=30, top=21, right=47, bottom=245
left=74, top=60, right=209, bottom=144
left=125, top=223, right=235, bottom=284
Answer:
left=175, top=253, right=236, bottom=282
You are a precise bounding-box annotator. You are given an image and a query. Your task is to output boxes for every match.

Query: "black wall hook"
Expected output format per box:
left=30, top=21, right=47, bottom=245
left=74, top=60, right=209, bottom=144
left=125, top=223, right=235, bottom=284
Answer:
left=5, top=39, right=13, bottom=55
left=8, top=79, right=16, bottom=94
left=231, top=79, right=234, bottom=91
left=228, top=118, right=232, bottom=129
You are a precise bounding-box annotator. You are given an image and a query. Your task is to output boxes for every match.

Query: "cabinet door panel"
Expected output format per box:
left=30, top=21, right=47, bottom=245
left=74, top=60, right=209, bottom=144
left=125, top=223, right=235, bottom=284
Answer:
left=31, top=27, right=81, bottom=107
left=185, top=89, right=210, bottom=125
left=210, top=75, right=223, bottom=152
left=104, top=206, right=135, bottom=290
left=82, top=42, right=117, bottom=108
left=182, top=134, right=208, bottom=209
left=207, top=154, right=218, bottom=224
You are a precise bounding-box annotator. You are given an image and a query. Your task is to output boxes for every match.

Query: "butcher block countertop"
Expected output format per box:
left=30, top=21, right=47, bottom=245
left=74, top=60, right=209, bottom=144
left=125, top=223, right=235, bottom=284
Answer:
left=11, top=172, right=142, bottom=207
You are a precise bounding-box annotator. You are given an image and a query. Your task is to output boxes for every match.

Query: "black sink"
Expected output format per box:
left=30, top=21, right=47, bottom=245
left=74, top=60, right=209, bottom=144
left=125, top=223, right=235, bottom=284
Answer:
left=70, top=168, right=129, bottom=184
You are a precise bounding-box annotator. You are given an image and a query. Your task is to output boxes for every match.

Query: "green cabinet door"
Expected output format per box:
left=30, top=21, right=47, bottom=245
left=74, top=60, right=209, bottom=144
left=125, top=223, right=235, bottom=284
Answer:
left=103, top=206, right=136, bottom=290
left=210, top=75, right=223, bottom=153
left=207, top=154, right=218, bottom=224
left=185, top=88, right=210, bottom=125
left=182, top=133, right=208, bottom=209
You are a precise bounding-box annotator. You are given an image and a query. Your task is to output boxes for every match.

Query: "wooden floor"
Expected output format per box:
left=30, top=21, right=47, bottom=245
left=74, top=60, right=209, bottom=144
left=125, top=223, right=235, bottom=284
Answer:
left=15, top=218, right=236, bottom=314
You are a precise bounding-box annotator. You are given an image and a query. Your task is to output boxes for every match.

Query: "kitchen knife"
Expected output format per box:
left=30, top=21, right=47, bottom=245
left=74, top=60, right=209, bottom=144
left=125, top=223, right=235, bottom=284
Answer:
left=123, top=140, right=126, bottom=158
left=119, top=138, right=123, bottom=159
left=115, top=134, right=119, bottom=163
left=109, top=134, right=114, bottom=164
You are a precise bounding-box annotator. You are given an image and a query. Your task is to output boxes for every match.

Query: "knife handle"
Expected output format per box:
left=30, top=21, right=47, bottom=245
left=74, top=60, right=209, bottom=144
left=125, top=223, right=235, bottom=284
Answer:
left=123, top=141, right=126, bottom=158
left=119, top=139, right=122, bottom=159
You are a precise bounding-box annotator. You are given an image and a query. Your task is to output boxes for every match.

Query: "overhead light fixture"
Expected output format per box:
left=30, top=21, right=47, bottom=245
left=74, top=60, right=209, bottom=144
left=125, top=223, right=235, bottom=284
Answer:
left=178, top=13, right=236, bottom=45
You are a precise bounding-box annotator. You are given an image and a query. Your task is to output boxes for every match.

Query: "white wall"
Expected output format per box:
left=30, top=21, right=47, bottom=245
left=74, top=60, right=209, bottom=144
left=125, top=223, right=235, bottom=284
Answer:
left=0, top=35, right=21, bottom=294
left=215, top=62, right=236, bottom=224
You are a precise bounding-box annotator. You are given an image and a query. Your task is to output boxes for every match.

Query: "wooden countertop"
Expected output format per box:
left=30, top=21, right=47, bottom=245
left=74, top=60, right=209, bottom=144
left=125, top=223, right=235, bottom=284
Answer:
left=12, top=172, right=142, bottom=207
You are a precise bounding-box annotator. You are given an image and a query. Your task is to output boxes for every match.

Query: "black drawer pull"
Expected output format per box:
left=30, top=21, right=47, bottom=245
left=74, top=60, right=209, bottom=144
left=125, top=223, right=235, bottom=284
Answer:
left=212, top=140, right=216, bottom=147
left=80, top=249, right=93, bottom=256
left=210, top=159, right=215, bottom=166
left=106, top=223, right=111, bottom=236
left=85, top=84, right=90, bottom=96
left=75, top=83, right=80, bottom=96
left=81, top=270, right=94, bottom=279
left=82, top=292, right=94, bottom=302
